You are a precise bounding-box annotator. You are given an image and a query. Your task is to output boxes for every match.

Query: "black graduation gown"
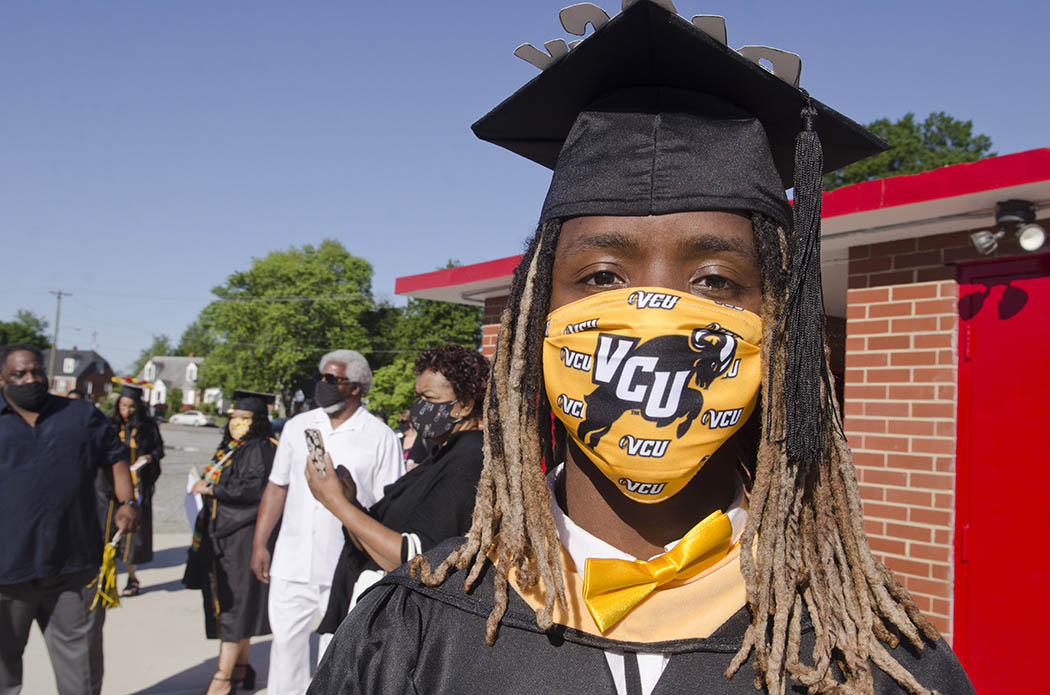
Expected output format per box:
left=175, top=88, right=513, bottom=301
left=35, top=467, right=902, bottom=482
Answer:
left=182, top=437, right=276, bottom=640
left=318, top=430, right=484, bottom=634
left=309, top=540, right=975, bottom=695
left=94, top=417, right=164, bottom=565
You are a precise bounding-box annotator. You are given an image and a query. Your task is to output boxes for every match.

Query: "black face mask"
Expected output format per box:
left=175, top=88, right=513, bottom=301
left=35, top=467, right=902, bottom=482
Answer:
left=409, top=399, right=461, bottom=441
left=314, top=380, right=346, bottom=408
left=4, top=381, right=49, bottom=412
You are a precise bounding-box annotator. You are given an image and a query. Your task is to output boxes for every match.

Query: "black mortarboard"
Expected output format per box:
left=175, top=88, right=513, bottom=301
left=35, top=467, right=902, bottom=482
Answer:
left=232, top=390, right=276, bottom=414
left=475, top=1, right=885, bottom=462
left=472, top=0, right=886, bottom=227
left=119, top=384, right=144, bottom=401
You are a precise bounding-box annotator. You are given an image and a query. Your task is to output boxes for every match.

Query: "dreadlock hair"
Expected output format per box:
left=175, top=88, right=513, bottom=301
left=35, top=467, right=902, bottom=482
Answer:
left=411, top=213, right=940, bottom=695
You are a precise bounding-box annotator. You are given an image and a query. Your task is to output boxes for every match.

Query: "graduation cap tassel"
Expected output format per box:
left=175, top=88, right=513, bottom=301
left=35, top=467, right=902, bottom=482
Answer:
left=781, top=97, right=829, bottom=466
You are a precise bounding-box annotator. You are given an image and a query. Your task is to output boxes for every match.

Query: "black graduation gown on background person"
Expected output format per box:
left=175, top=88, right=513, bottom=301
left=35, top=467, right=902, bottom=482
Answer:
left=317, top=429, right=484, bottom=634
left=183, top=437, right=277, bottom=640
left=309, top=540, right=975, bottom=695
left=95, top=417, right=164, bottom=565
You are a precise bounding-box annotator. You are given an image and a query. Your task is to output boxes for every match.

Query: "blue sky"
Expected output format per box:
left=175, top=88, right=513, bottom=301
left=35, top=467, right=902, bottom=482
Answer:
left=3, top=0, right=1047, bottom=371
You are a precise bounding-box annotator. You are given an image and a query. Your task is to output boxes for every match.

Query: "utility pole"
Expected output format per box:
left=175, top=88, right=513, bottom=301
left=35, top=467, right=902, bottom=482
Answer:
left=47, top=289, right=72, bottom=390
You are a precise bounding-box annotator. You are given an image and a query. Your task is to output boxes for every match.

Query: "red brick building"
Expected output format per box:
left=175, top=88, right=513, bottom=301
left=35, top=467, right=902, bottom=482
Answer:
left=396, top=148, right=1050, bottom=687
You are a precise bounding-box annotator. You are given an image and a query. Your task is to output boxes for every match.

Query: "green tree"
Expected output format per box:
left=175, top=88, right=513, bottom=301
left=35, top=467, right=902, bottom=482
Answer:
left=167, top=387, right=184, bottom=414
left=823, top=112, right=994, bottom=191
left=132, top=334, right=175, bottom=376
left=366, top=356, right=417, bottom=426
left=0, top=310, right=50, bottom=349
left=197, top=240, right=377, bottom=399
left=364, top=261, right=483, bottom=422
left=176, top=317, right=217, bottom=357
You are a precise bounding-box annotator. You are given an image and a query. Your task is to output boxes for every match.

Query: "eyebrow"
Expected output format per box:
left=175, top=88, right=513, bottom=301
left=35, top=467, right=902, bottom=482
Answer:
left=677, top=233, right=757, bottom=262
left=560, top=230, right=757, bottom=261
left=559, top=231, right=641, bottom=257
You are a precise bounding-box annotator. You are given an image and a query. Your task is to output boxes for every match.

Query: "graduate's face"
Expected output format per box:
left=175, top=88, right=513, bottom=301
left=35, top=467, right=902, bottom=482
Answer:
left=118, top=397, right=137, bottom=420
left=549, top=211, right=761, bottom=313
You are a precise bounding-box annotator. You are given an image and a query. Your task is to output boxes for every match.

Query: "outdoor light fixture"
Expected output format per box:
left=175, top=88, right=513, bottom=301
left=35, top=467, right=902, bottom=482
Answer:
left=969, top=229, right=1005, bottom=255
left=1000, top=199, right=1045, bottom=252
left=971, top=200, right=1047, bottom=255
left=1017, top=222, right=1047, bottom=252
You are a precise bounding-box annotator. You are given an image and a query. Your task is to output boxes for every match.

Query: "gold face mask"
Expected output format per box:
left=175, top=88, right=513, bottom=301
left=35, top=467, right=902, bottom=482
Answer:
left=543, top=287, right=762, bottom=503
left=228, top=416, right=252, bottom=441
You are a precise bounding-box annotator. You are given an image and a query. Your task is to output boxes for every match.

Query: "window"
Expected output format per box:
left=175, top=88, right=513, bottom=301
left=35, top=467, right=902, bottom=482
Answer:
left=186, top=363, right=198, bottom=382
left=62, top=358, right=76, bottom=374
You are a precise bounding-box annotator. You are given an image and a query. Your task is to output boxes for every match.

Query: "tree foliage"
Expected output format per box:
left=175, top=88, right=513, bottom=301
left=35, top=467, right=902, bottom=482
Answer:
left=366, top=356, right=417, bottom=425
left=176, top=318, right=218, bottom=357
left=823, top=112, right=994, bottom=191
left=170, top=245, right=485, bottom=413
left=132, top=334, right=175, bottom=376
left=0, top=310, right=50, bottom=349
left=197, top=240, right=378, bottom=399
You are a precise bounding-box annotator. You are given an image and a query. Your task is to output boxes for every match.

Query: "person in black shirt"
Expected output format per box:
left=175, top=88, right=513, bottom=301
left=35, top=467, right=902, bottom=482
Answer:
left=0, top=344, right=139, bottom=695
left=305, top=344, right=488, bottom=632
left=95, top=383, right=164, bottom=597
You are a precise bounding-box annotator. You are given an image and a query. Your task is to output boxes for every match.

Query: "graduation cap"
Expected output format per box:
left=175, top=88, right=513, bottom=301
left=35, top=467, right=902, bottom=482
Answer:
left=474, top=1, right=883, bottom=461
left=232, top=390, right=276, bottom=414
left=118, top=383, right=145, bottom=401
left=473, top=0, right=885, bottom=226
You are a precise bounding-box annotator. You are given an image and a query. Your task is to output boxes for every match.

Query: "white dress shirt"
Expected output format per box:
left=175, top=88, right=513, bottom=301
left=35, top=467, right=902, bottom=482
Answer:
left=547, top=464, right=747, bottom=695
left=269, top=406, right=404, bottom=586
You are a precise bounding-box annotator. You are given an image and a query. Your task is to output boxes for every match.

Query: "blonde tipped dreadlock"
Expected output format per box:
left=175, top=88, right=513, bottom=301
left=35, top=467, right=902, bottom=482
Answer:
left=411, top=214, right=940, bottom=694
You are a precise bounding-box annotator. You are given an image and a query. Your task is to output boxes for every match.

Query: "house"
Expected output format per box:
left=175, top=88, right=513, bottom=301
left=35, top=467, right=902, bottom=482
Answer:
left=394, top=148, right=1050, bottom=689
left=43, top=348, right=116, bottom=399
left=137, top=355, right=219, bottom=411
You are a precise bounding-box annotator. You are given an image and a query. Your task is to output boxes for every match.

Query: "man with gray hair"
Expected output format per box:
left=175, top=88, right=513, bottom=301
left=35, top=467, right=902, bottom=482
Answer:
left=251, top=350, right=402, bottom=695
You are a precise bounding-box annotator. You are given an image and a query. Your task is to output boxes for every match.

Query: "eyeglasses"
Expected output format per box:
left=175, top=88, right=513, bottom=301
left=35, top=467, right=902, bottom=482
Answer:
left=318, top=373, right=353, bottom=385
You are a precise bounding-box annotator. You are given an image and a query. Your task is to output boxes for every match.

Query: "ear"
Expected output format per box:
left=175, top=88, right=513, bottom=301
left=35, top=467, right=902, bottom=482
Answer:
left=452, top=397, right=475, bottom=419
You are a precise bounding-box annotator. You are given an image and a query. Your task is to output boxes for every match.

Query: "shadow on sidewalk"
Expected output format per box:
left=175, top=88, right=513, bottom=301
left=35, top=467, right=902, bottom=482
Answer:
left=135, top=634, right=324, bottom=694
left=142, top=545, right=191, bottom=571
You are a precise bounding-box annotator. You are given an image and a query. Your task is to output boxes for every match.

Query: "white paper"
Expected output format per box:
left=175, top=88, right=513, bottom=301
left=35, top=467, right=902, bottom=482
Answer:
left=185, top=467, right=203, bottom=530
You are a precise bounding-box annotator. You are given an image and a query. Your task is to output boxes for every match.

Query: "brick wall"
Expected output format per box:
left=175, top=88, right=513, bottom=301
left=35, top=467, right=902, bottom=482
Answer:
left=481, top=296, right=508, bottom=359
left=843, top=279, right=958, bottom=640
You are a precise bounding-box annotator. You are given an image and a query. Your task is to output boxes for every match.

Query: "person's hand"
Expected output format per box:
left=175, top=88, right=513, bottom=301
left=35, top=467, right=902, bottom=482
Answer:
left=114, top=503, right=141, bottom=534
left=191, top=479, right=211, bottom=495
left=250, top=546, right=271, bottom=584
left=305, top=452, right=352, bottom=511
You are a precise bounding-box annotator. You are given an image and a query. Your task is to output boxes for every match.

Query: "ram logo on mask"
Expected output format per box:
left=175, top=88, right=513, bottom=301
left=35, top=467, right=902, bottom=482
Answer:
left=578, top=324, right=738, bottom=447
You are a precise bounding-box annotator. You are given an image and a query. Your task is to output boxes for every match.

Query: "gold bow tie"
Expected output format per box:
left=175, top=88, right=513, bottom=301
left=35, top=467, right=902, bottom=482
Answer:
left=582, top=510, right=733, bottom=632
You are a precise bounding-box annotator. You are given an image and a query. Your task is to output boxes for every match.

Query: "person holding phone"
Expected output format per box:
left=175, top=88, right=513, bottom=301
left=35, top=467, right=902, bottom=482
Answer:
left=250, top=350, right=402, bottom=695
left=304, top=344, right=488, bottom=631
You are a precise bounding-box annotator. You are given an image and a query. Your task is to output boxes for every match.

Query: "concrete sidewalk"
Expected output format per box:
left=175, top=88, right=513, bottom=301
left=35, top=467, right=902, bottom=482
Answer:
left=22, top=534, right=325, bottom=695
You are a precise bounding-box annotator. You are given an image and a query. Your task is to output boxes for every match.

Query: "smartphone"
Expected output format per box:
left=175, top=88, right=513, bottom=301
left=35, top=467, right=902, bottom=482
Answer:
left=304, top=428, right=327, bottom=474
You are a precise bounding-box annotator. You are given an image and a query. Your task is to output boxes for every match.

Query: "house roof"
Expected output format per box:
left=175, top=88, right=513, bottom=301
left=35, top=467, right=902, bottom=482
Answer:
left=41, top=349, right=112, bottom=379
left=141, top=355, right=204, bottom=390
left=395, top=147, right=1050, bottom=315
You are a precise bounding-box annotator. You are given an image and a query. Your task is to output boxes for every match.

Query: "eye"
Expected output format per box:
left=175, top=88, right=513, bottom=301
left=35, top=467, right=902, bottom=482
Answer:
left=695, top=274, right=734, bottom=290
left=582, top=270, right=624, bottom=287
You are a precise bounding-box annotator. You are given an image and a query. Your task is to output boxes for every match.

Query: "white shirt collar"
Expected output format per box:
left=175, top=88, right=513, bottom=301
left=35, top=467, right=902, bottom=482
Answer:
left=308, top=403, right=369, bottom=434
left=546, top=463, right=748, bottom=570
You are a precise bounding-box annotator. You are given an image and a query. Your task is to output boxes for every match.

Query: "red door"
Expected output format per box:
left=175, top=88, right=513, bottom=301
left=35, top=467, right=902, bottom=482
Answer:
left=955, top=253, right=1050, bottom=692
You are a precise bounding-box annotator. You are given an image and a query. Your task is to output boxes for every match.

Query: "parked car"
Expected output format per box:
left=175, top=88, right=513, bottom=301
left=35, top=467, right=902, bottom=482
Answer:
left=169, top=410, right=216, bottom=427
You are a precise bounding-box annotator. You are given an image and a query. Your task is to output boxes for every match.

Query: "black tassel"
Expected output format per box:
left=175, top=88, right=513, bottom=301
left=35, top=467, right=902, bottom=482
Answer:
left=770, top=96, right=831, bottom=465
